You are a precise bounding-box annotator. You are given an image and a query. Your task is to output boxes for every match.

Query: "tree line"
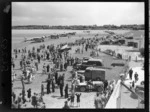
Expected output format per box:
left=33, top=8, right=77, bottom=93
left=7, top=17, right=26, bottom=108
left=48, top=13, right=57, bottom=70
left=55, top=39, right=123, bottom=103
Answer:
left=12, top=24, right=144, bottom=30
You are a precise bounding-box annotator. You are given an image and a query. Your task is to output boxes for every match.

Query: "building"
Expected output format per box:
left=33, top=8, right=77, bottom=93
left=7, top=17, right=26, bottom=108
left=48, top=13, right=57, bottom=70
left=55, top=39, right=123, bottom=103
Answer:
left=124, top=31, right=144, bottom=50
left=125, top=36, right=144, bottom=50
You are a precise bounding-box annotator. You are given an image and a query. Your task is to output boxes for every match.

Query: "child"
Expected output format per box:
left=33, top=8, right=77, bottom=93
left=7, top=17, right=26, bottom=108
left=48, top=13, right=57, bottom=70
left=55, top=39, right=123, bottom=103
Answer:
left=75, top=93, right=81, bottom=107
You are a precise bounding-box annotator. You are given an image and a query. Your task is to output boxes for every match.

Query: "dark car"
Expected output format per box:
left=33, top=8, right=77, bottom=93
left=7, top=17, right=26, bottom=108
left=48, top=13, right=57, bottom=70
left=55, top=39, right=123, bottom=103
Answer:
left=111, top=63, right=125, bottom=67
left=79, top=58, right=103, bottom=70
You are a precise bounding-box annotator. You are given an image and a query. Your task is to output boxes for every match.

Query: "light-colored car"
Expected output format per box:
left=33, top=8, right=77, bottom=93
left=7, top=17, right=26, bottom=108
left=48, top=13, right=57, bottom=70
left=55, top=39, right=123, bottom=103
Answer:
left=75, top=81, right=104, bottom=92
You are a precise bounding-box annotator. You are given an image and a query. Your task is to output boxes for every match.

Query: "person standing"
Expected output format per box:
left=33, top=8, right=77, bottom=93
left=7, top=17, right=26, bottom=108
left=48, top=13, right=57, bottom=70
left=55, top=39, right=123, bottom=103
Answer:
left=37, top=54, right=41, bottom=63
left=43, top=63, right=46, bottom=75
left=94, top=92, right=103, bottom=109
left=35, top=61, right=38, bottom=71
left=47, top=64, right=50, bottom=73
left=103, top=80, right=108, bottom=92
left=76, top=93, right=81, bottom=107
left=64, top=84, right=69, bottom=98
left=46, top=79, right=51, bottom=94
left=134, top=72, right=138, bottom=83
left=64, top=62, right=68, bottom=71
left=52, top=78, right=55, bottom=93
left=101, top=92, right=107, bottom=108
left=15, top=53, right=17, bottom=59
left=31, top=93, right=36, bottom=108
left=129, top=69, right=133, bottom=80
left=21, top=76, right=26, bottom=104
left=47, top=52, right=49, bottom=60
left=12, top=91, right=16, bottom=103
left=55, top=71, right=58, bottom=85
left=70, top=94, right=75, bottom=107
left=59, top=76, right=64, bottom=97
left=41, top=83, right=44, bottom=96
left=17, top=93, right=22, bottom=104
left=27, top=88, right=31, bottom=102
left=22, top=89, right=26, bottom=104
left=60, top=63, right=63, bottom=71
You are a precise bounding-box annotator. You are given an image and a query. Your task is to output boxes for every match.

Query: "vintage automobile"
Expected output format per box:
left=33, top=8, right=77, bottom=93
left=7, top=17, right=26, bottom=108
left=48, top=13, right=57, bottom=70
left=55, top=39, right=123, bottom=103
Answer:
left=111, top=63, right=125, bottom=67
left=78, top=58, right=104, bottom=70
left=75, top=81, right=104, bottom=92
left=75, top=57, right=92, bottom=70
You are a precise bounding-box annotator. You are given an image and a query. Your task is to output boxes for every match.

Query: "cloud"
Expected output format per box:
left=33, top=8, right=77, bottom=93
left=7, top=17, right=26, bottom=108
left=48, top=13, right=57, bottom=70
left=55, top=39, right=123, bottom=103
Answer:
left=12, top=2, right=144, bottom=26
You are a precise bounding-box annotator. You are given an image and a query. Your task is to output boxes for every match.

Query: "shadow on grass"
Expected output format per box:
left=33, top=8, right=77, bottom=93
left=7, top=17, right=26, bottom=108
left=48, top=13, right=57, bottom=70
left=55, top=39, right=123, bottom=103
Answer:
left=51, top=95, right=61, bottom=98
left=57, top=97, right=66, bottom=99
left=124, top=91, right=130, bottom=93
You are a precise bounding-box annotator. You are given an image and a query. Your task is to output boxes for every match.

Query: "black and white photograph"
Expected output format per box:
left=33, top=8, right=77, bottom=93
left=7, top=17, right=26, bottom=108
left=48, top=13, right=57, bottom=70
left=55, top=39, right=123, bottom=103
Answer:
left=11, top=2, right=145, bottom=109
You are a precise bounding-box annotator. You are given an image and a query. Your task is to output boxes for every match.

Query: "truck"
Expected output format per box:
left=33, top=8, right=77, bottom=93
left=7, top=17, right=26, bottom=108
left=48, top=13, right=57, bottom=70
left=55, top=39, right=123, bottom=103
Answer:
left=77, top=67, right=105, bottom=82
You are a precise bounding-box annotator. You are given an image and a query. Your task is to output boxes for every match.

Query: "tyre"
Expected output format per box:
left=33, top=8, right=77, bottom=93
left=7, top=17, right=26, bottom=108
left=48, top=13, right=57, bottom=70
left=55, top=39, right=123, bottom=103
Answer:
left=97, top=86, right=103, bottom=92
left=80, top=86, right=86, bottom=92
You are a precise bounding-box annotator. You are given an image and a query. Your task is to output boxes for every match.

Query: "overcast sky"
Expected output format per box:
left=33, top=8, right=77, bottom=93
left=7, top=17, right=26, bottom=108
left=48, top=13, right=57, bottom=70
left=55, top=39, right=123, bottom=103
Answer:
left=12, top=2, right=144, bottom=26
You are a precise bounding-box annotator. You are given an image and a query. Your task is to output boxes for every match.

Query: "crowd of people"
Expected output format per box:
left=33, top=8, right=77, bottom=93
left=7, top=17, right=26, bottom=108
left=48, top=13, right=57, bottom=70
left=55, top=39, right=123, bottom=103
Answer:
left=11, top=34, right=118, bottom=109
left=11, top=37, right=92, bottom=108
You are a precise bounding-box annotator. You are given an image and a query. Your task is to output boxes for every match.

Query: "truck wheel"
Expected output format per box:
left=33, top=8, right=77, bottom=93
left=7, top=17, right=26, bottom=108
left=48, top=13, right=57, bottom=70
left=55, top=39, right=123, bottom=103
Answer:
left=80, top=86, right=86, bottom=92
left=97, top=86, right=103, bottom=92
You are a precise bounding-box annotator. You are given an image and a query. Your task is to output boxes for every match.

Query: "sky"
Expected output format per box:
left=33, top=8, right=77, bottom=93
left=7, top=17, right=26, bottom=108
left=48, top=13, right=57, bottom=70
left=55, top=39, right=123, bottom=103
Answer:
left=12, top=2, right=144, bottom=26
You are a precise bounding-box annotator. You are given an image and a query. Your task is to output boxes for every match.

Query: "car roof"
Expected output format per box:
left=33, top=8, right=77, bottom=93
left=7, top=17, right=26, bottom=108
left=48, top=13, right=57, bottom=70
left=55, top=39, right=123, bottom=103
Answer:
left=88, top=58, right=103, bottom=62
left=86, top=67, right=105, bottom=71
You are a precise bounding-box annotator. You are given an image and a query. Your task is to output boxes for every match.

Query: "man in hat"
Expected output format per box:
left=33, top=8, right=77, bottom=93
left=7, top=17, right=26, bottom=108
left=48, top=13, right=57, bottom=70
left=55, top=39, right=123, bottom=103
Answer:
left=27, top=88, right=31, bottom=102
left=62, top=101, right=70, bottom=109
left=94, top=92, right=104, bottom=109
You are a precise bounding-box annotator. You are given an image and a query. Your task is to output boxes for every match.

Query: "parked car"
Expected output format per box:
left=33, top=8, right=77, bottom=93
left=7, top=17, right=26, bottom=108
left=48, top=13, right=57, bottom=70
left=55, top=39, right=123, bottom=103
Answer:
left=75, top=81, right=104, bottom=92
left=111, top=63, right=125, bottom=67
left=79, top=58, right=104, bottom=70
left=82, top=57, right=92, bottom=64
